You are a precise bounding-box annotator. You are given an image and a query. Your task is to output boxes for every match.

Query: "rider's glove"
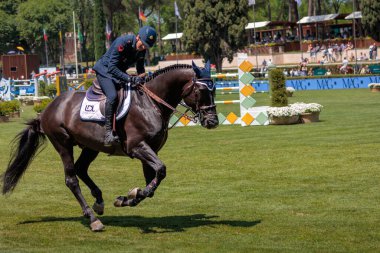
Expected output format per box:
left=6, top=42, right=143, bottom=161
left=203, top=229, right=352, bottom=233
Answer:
left=129, top=76, right=144, bottom=87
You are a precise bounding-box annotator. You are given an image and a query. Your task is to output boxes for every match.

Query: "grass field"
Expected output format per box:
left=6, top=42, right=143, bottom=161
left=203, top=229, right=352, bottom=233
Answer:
left=0, top=89, right=380, bottom=252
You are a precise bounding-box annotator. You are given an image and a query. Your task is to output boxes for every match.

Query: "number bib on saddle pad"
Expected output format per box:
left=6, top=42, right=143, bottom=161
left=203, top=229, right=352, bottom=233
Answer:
left=80, top=83, right=132, bottom=122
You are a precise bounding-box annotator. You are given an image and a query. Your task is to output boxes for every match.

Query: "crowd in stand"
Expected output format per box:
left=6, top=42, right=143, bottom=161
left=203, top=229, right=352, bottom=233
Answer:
left=259, top=54, right=373, bottom=77
left=307, top=42, right=378, bottom=64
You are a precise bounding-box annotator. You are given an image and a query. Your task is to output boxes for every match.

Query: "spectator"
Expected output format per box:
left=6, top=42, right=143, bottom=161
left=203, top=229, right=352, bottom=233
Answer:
left=369, top=44, right=374, bottom=60
left=325, top=69, right=332, bottom=76
left=349, top=53, right=355, bottom=62
left=359, top=65, right=370, bottom=74
left=340, top=57, right=349, bottom=73
left=307, top=68, right=313, bottom=76
left=345, top=41, right=353, bottom=57
left=372, top=43, right=378, bottom=60
left=359, top=52, right=364, bottom=61
left=328, top=44, right=335, bottom=62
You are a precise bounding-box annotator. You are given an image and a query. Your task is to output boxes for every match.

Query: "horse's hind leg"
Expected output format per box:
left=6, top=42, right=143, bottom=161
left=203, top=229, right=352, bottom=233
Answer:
left=49, top=138, right=104, bottom=231
left=74, top=148, right=104, bottom=215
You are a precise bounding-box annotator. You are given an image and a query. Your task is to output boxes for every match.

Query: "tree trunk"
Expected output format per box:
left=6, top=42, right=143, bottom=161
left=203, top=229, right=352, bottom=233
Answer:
left=316, top=0, right=321, bottom=15
left=94, top=0, right=106, bottom=60
left=308, top=0, right=313, bottom=16
left=157, top=2, right=163, bottom=56
left=267, top=1, right=272, bottom=21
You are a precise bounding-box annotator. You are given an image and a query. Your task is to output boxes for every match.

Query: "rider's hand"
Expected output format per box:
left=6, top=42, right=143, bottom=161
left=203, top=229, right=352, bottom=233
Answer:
left=130, top=76, right=144, bottom=86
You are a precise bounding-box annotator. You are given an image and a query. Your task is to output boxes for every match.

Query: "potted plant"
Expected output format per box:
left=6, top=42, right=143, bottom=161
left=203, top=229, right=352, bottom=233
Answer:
left=33, top=98, right=52, bottom=115
left=268, top=69, right=299, bottom=124
left=8, top=100, right=21, bottom=118
left=267, top=106, right=300, bottom=125
left=0, top=101, right=12, bottom=122
left=368, top=83, right=380, bottom=92
left=286, top=87, right=295, bottom=97
left=290, top=102, right=323, bottom=123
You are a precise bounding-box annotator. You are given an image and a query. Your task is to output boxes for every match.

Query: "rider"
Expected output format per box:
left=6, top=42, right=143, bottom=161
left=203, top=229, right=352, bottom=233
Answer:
left=93, top=26, right=157, bottom=146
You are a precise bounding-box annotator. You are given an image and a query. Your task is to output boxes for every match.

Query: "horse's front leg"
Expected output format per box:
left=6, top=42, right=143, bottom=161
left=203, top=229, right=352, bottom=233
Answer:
left=114, top=141, right=166, bottom=207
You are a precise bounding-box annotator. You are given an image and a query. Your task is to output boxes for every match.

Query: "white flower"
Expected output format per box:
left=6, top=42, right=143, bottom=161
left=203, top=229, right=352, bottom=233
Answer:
left=290, top=102, right=323, bottom=114
left=267, top=103, right=323, bottom=117
left=368, top=83, right=380, bottom=88
left=286, top=87, right=295, bottom=93
left=267, top=106, right=299, bottom=117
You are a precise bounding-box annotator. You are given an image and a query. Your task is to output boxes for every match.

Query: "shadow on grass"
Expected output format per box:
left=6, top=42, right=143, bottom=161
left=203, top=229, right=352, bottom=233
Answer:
left=19, top=214, right=261, bottom=233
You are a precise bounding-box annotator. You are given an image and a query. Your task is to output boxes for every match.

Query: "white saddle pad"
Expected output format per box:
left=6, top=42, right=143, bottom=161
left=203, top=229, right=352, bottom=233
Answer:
left=80, top=83, right=132, bottom=122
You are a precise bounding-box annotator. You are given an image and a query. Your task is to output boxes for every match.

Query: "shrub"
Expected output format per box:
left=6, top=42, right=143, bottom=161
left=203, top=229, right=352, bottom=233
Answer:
left=0, top=101, right=13, bottom=116
left=39, top=81, right=46, bottom=96
left=33, top=98, right=53, bottom=113
left=269, top=69, right=288, bottom=107
left=45, top=85, right=57, bottom=98
left=8, top=100, right=21, bottom=112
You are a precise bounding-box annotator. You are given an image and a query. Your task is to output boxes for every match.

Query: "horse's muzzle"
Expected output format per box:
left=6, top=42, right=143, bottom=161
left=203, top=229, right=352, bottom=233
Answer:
left=199, top=105, right=219, bottom=129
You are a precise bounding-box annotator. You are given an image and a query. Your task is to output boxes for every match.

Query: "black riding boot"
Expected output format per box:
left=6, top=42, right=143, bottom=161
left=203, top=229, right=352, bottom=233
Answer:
left=104, top=101, right=119, bottom=146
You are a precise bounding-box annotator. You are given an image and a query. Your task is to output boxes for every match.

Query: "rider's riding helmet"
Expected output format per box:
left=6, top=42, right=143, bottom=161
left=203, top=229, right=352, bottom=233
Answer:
left=138, top=26, right=157, bottom=49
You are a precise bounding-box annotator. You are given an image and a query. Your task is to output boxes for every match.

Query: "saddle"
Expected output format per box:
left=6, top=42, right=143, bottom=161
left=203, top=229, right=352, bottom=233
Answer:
left=80, top=78, right=132, bottom=122
left=85, top=78, right=126, bottom=115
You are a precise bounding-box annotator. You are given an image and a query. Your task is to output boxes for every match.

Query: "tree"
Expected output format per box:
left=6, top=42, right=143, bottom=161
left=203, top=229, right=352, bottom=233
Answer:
left=93, top=0, right=106, bottom=60
left=0, top=0, right=26, bottom=54
left=183, top=0, right=249, bottom=71
left=0, top=10, right=17, bottom=54
left=73, top=0, right=96, bottom=65
left=361, top=0, right=380, bottom=41
left=16, top=0, right=71, bottom=64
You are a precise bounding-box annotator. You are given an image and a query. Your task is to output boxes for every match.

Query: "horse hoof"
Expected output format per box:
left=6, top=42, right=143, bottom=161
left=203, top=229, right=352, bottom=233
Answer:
left=114, top=196, right=124, bottom=207
left=90, top=219, right=104, bottom=232
left=127, top=187, right=142, bottom=199
left=92, top=202, right=104, bottom=215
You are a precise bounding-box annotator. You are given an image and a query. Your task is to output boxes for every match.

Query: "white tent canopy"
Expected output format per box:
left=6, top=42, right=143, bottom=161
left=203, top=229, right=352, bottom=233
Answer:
left=297, top=14, right=339, bottom=24
left=345, top=11, right=362, bottom=19
left=162, top=33, right=183, bottom=40
left=245, top=21, right=271, bottom=30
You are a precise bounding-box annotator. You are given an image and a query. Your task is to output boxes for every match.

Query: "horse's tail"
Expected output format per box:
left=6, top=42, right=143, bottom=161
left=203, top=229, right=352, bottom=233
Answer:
left=1, top=118, right=46, bottom=194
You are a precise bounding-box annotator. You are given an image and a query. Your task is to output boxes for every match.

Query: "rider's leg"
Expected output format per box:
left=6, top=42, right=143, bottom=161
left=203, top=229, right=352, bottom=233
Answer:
left=96, top=75, right=119, bottom=146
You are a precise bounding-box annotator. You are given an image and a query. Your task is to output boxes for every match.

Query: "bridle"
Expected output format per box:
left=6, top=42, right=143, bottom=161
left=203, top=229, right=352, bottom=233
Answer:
left=187, top=78, right=217, bottom=123
left=138, top=77, right=216, bottom=128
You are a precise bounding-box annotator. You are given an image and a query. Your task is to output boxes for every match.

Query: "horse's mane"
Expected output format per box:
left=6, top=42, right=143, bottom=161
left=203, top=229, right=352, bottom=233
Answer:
left=145, top=64, right=192, bottom=82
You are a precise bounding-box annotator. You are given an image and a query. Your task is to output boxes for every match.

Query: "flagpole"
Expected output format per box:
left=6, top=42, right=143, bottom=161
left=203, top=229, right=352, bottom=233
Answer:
left=59, top=24, right=65, bottom=75
left=175, top=16, right=178, bottom=64
left=44, top=30, right=49, bottom=66
left=73, top=11, right=79, bottom=78
left=252, top=3, right=258, bottom=71
left=138, top=6, right=142, bottom=28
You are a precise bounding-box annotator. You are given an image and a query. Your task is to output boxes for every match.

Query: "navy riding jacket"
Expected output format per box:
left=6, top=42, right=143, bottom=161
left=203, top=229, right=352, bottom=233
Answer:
left=93, top=34, right=146, bottom=83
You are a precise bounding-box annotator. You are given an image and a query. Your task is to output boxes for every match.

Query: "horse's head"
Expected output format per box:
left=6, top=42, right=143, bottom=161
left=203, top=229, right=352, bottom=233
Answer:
left=182, top=61, right=218, bottom=129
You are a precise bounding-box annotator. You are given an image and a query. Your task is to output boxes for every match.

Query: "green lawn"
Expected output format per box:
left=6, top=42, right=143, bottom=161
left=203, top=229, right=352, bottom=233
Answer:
left=0, top=89, right=380, bottom=252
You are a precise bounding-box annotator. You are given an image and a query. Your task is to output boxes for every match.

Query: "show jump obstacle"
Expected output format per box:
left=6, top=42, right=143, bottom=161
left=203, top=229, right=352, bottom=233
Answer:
left=169, top=53, right=269, bottom=127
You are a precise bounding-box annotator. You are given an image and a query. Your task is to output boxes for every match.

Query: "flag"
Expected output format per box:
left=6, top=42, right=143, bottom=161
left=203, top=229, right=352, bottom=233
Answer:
left=295, top=0, right=302, bottom=7
left=77, top=25, right=84, bottom=44
left=248, top=0, right=255, bottom=6
left=105, top=21, right=112, bottom=41
left=139, top=8, right=147, bottom=22
left=43, top=29, right=48, bottom=42
left=174, top=1, right=181, bottom=19
left=58, top=30, right=62, bottom=45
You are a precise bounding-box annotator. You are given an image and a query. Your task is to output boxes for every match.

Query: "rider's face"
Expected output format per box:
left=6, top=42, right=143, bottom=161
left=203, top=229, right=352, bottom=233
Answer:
left=136, top=36, right=147, bottom=51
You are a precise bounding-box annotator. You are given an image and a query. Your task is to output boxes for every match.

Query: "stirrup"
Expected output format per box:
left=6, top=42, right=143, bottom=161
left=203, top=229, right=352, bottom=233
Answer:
left=104, top=131, right=119, bottom=146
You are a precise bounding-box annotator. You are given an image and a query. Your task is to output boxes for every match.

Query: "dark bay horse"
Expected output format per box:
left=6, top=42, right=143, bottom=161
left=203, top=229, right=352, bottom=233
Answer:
left=1, top=62, right=218, bottom=231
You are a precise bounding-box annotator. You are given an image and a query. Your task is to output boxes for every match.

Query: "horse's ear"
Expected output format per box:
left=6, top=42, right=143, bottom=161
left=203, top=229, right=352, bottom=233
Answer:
left=192, top=61, right=202, bottom=77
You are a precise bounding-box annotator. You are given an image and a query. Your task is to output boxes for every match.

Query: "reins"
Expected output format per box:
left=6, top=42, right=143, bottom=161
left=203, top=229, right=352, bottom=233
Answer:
left=138, top=83, right=197, bottom=125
